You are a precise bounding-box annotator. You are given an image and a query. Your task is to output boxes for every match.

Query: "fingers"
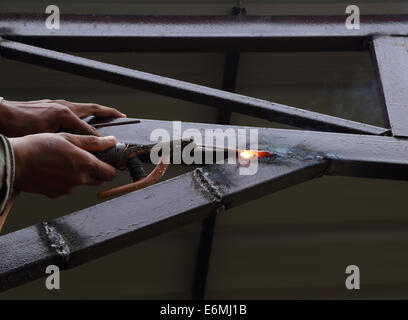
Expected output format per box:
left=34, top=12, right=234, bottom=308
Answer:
left=61, top=133, right=117, bottom=152
left=57, top=100, right=126, bottom=136
left=59, top=108, right=103, bottom=136
left=57, top=100, right=126, bottom=118
left=60, top=133, right=118, bottom=181
left=87, top=159, right=117, bottom=182
left=78, top=103, right=126, bottom=118
left=41, top=164, right=107, bottom=198
left=17, top=99, right=126, bottom=119
left=16, top=99, right=53, bottom=104
left=11, top=132, right=118, bottom=199
left=9, top=99, right=125, bottom=136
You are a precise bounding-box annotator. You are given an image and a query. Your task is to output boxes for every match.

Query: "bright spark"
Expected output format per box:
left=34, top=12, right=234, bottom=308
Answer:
left=239, top=150, right=255, bottom=160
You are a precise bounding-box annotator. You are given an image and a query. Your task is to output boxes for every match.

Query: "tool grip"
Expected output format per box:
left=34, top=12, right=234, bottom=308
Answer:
left=92, top=145, right=118, bottom=167
left=127, top=156, right=147, bottom=181
left=93, top=144, right=147, bottom=181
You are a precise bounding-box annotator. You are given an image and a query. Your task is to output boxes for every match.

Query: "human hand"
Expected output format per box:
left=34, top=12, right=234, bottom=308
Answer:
left=10, top=133, right=118, bottom=198
left=0, top=99, right=126, bottom=137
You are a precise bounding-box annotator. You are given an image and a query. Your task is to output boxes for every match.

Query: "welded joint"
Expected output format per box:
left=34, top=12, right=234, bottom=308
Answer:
left=42, top=221, right=71, bottom=264
left=193, top=167, right=224, bottom=203
left=264, top=147, right=326, bottom=164
left=281, top=149, right=325, bottom=162
left=259, top=146, right=330, bottom=177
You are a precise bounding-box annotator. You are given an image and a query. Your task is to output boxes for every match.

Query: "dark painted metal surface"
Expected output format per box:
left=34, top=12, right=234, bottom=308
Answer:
left=98, top=118, right=408, bottom=180
left=2, top=14, right=408, bottom=52
left=372, top=36, right=408, bottom=137
left=216, top=6, right=243, bottom=125
left=0, top=39, right=388, bottom=135
left=0, top=150, right=326, bottom=291
left=193, top=209, right=217, bottom=300
left=216, top=52, right=239, bottom=124
left=1, top=117, right=408, bottom=291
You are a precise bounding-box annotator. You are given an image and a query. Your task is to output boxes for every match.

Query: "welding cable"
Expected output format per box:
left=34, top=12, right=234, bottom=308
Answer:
left=97, top=155, right=170, bottom=199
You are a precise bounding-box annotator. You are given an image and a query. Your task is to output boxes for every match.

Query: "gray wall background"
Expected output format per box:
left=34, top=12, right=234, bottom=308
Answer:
left=1, top=1, right=408, bottom=299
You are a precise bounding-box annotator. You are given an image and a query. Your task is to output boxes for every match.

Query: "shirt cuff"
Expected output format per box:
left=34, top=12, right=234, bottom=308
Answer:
left=0, top=135, right=15, bottom=216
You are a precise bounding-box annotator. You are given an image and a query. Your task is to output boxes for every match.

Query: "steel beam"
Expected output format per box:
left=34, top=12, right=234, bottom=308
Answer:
left=192, top=207, right=219, bottom=300
left=0, top=153, right=326, bottom=292
left=216, top=51, right=239, bottom=124
left=372, top=36, right=408, bottom=137
left=1, top=118, right=408, bottom=291
left=97, top=118, right=408, bottom=180
left=0, top=39, right=388, bottom=135
left=2, top=14, right=408, bottom=52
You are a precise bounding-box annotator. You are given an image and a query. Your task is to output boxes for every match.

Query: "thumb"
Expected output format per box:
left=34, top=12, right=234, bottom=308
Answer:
left=61, top=133, right=117, bottom=152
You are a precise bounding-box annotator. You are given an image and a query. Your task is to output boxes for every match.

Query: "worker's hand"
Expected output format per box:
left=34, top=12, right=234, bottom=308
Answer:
left=0, top=99, right=126, bottom=137
left=10, top=133, right=118, bottom=198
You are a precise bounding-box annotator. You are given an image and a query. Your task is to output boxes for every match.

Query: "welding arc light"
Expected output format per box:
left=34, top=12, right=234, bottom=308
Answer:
left=239, top=149, right=272, bottom=160
left=239, top=150, right=255, bottom=160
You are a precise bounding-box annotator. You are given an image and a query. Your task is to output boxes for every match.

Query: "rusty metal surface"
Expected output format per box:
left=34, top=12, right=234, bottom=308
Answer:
left=0, top=151, right=326, bottom=291
left=0, top=39, right=388, bottom=135
left=1, top=14, right=408, bottom=52
left=372, top=36, right=408, bottom=137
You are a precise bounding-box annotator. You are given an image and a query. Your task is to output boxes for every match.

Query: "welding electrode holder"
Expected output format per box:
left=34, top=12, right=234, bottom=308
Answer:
left=91, top=140, right=195, bottom=199
left=92, top=142, right=147, bottom=182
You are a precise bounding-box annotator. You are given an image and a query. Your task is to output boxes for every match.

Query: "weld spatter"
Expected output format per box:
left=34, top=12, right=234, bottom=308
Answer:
left=42, top=221, right=71, bottom=263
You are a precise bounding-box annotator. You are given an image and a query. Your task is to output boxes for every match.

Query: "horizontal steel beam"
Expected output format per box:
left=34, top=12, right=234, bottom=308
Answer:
left=0, top=149, right=325, bottom=291
left=97, top=118, right=408, bottom=180
left=2, top=14, right=408, bottom=51
left=0, top=39, right=388, bottom=135
left=371, top=36, right=408, bottom=137
left=1, top=118, right=408, bottom=291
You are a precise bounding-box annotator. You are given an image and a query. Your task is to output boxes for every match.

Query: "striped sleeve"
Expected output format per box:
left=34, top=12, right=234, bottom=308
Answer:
left=0, top=134, right=15, bottom=216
